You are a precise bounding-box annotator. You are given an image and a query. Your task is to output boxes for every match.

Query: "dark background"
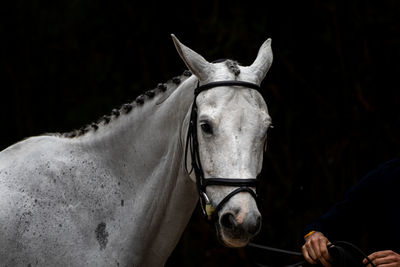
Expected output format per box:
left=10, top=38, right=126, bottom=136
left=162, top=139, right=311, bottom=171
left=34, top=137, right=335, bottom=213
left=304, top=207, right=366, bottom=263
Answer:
left=1, top=1, right=400, bottom=266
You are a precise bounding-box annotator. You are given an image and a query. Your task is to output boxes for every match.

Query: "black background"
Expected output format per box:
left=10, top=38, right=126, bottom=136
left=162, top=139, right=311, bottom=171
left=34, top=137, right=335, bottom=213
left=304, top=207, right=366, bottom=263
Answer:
left=1, top=1, right=400, bottom=266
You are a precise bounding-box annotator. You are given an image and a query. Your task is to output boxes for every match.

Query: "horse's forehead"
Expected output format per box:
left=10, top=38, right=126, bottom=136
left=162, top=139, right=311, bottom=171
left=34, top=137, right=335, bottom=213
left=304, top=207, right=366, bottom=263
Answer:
left=198, top=88, right=268, bottom=118
left=197, top=62, right=269, bottom=121
left=211, top=62, right=257, bottom=83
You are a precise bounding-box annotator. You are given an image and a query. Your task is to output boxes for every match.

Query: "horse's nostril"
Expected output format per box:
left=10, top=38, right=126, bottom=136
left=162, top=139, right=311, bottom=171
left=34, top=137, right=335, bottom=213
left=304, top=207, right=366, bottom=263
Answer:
left=247, top=215, right=261, bottom=235
left=220, top=213, right=237, bottom=230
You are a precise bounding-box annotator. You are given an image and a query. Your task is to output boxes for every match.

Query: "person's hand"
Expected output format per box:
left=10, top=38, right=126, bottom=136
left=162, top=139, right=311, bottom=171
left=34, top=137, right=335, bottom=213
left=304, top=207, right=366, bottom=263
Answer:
left=302, top=231, right=332, bottom=266
left=364, top=250, right=400, bottom=267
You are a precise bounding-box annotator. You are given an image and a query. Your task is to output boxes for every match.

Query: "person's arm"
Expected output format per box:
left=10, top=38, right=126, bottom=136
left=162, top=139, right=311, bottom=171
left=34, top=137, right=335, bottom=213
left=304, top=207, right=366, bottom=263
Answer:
left=301, top=191, right=365, bottom=266
left=301, top=164, right=379, bottom=265
left=302, top=159, right=400, bottom=266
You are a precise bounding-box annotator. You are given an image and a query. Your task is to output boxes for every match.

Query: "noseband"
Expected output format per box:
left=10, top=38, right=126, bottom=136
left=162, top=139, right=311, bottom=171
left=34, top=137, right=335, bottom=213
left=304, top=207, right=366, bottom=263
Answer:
left=185, top=80, right=261, bottom=221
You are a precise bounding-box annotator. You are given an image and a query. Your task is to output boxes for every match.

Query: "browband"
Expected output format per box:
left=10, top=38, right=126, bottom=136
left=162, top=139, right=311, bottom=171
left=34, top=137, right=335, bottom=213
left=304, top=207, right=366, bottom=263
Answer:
left=195, top=80, right=261, bottom=96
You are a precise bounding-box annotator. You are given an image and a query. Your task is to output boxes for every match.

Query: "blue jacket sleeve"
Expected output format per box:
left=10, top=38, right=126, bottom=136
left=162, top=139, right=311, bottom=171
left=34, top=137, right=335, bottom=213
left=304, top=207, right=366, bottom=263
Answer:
left=303, top=158, right=400, bottom=245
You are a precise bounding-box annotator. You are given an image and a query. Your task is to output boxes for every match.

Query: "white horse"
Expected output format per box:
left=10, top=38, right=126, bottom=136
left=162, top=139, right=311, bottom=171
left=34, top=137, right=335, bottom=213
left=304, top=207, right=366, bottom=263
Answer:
left=0, top=35, right=273, bottom=266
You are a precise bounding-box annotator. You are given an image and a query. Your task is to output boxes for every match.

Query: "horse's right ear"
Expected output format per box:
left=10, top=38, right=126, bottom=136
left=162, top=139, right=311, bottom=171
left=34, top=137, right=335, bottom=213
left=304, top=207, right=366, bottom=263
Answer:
left=171, top=34, right=213, bottom=82
left=247, top=38, right=273, bottom=84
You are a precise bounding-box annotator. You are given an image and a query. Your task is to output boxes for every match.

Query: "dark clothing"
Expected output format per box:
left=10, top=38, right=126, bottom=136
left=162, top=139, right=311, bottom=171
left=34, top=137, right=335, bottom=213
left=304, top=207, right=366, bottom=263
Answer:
left=304, top=158, right=400, bottom=254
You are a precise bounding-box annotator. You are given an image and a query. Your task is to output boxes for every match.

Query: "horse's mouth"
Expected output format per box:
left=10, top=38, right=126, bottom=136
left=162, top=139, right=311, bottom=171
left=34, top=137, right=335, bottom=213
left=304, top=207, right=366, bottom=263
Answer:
left=215, top=221, right=252, bottom=248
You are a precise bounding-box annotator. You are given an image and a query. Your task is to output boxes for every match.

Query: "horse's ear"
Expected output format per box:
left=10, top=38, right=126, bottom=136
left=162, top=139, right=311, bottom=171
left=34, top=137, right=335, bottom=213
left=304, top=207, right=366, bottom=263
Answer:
left=171, top=34, right=213, bottom=81
left=247, top=38, right=273, bottom=84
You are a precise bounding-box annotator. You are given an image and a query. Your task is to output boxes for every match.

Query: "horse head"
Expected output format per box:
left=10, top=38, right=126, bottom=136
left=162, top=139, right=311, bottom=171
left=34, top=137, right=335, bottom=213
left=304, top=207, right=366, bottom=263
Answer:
left=172, top=35, right=273, bottom=247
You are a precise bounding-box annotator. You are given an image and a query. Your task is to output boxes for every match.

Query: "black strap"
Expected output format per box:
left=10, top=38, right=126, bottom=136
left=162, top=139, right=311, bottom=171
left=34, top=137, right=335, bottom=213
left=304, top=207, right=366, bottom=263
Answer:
left=195, top=80, right=261, bottom=96
left=203, top=178, right=259, bottom=188
left=328, top=241, right=376, bottom=267
left=247, top=240, right=376, bottom=267
left=213, top=187, right=258, bottom=221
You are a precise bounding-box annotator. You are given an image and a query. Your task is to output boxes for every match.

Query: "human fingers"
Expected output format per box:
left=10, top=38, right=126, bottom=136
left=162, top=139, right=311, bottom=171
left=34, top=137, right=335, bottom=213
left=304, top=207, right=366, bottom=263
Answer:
left=364, top=251, right=385, bottom=265
left=302, top=244, right=318, bottom=264
left=318, top=255, right=331, bottom=267
left=378, top=264, right=400, bottom=267
left=317, top=238, right=332, bottom=266
left=367, top=250, right=393, bottom=261
left=306, top=237, right=321, bottom=262
left=364, top=250, right=400, bottom=267
left=373, top=256, right=397, bottom=266
left=369, top=261, right=400, bottom=267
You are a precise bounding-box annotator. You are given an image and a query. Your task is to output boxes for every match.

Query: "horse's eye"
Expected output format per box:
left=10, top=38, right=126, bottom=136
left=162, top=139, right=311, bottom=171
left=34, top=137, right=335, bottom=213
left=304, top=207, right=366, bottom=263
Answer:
left=200, top=123, right=213, bottom=135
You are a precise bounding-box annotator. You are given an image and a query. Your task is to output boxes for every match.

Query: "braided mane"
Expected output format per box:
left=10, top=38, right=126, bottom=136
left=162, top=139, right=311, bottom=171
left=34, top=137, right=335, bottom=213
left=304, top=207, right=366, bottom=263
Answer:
left=62, top=70, right=192, bottom=138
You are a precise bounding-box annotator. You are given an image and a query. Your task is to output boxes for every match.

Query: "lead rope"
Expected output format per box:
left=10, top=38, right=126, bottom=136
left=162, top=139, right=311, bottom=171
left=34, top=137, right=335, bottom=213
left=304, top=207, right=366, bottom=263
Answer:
left=327, top=241, right=376, bottom=267
left=248, top=241, right=376, bottom=267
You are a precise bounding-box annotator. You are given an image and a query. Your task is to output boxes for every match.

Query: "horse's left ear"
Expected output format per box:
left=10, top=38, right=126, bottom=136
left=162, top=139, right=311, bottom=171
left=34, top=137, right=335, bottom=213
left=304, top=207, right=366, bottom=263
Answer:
left=246, top=38, right=273, bottom=84
left=171, top=34, right=214, bottom=82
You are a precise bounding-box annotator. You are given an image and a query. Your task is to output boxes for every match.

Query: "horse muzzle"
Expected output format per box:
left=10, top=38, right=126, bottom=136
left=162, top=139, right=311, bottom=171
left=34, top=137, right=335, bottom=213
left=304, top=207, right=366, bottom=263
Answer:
left=217, top=203, right=262, bottom=247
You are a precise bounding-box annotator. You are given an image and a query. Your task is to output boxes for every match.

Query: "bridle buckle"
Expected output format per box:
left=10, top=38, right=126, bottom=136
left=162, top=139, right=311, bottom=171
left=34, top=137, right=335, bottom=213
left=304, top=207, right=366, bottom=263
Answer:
left=200, top=192, right=215, bottom=220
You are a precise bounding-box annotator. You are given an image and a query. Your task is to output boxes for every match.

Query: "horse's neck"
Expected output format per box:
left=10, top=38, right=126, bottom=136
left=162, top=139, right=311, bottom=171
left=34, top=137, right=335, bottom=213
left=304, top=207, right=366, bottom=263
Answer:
left=77, top=76, right=199, bottom=265
left=78, top=76, right=198, bottom=179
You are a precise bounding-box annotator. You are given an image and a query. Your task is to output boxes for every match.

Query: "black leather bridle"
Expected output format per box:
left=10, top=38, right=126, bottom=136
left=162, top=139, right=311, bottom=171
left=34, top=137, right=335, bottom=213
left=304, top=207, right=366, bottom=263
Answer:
left=185, top=79, right=262, bottom=221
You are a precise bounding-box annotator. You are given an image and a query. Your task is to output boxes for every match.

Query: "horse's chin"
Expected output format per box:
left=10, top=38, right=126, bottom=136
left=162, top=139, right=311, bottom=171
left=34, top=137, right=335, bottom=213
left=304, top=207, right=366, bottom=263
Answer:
left=220, top=236, right=250, bottom=248
left=215, top=223, right=251, bottom=248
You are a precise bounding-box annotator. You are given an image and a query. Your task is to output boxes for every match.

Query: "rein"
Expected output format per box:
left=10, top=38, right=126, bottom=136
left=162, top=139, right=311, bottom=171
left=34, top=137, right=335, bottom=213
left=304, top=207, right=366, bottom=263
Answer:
left=184, top=80, right=261, bottom=221
left=248, top=241, right=376, bottom=267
